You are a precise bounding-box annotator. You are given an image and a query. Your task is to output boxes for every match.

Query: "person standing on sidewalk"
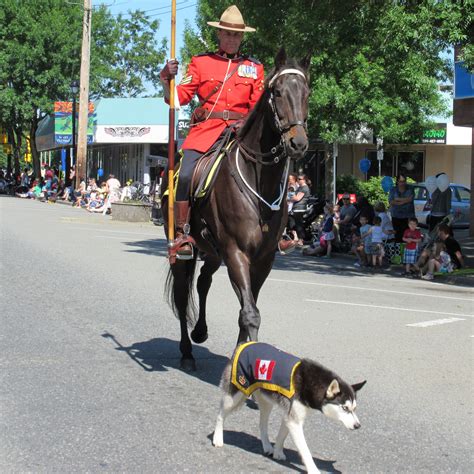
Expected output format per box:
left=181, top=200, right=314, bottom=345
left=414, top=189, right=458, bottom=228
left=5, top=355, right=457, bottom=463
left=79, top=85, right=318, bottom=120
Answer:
left=388, top=174, right=415, bottom=242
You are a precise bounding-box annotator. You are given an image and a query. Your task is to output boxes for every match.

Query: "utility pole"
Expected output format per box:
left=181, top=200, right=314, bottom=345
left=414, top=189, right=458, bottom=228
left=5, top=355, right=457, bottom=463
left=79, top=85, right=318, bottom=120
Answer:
left=76, top=0, right=92, bottom=189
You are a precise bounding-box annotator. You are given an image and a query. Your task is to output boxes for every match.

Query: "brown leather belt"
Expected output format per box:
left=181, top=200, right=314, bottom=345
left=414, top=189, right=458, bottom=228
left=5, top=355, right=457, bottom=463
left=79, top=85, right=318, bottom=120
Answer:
left=193, top=107, right=245, bottom=123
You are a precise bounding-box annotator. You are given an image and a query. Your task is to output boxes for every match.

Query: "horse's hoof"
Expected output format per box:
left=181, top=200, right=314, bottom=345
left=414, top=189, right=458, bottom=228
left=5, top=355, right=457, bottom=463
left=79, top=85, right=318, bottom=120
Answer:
left=180, top=358, right=197, bottom=372
left=191, top=329, right=208, bottom=344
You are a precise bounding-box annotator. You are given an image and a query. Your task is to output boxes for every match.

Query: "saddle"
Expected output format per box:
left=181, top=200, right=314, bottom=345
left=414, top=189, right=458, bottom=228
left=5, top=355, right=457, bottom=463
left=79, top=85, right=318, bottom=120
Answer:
left=190, top=127, right=236, bottom=203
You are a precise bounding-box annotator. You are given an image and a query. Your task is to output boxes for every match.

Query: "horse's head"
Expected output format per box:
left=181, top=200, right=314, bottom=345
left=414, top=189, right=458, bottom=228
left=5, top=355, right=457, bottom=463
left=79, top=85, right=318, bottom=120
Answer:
left=266, top=48, right=310, bottom=159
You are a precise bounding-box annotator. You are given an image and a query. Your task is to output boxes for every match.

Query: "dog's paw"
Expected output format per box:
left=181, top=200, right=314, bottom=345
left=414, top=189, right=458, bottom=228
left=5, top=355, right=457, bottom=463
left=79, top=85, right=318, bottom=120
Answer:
left=212, top=433, right=224, bottom=448
left=262, top=444, right=274, bottom=456
left=272, top=449, right=286, bottom=461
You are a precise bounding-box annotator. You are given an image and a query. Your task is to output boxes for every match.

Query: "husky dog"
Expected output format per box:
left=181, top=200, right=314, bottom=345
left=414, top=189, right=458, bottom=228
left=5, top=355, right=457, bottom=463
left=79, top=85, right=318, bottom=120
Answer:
left=212, top=343, right=366, bottom=474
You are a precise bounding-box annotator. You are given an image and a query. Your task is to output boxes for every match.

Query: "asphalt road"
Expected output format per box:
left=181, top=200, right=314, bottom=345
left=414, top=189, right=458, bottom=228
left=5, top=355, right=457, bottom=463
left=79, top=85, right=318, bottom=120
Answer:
left=1, top=196, right=473, bottom=473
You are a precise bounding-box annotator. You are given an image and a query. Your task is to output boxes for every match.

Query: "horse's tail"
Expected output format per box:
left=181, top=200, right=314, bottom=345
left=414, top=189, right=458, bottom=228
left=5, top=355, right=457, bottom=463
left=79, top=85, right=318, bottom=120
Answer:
left=164, top=256, right=198, bottom=327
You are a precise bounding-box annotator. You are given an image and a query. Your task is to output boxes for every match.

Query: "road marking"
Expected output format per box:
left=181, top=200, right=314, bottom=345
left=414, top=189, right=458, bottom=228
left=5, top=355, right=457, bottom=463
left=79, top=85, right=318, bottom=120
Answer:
left=406, top=318, right=465, bottom=327
left=268, top=277, right=474, bottom=302
left=305, top=299, right=473, bottom=318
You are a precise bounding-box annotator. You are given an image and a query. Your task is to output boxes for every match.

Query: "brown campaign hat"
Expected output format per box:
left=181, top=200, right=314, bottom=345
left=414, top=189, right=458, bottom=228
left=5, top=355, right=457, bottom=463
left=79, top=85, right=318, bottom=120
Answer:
left=207, top=5, right=256, bottom=32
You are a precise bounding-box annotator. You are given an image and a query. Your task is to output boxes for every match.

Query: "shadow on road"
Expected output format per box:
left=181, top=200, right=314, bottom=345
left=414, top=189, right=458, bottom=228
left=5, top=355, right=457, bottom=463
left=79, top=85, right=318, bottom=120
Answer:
left=101, top=333, right=228, bottom=387
left=123, top=238, right=169, bottom=257
left=206, top=431, right=341, bottom=473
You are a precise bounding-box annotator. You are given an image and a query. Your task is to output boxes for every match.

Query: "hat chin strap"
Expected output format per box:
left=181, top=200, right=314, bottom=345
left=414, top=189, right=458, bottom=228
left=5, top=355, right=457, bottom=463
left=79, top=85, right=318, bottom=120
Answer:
left=268, top=68, right=306, bottom=88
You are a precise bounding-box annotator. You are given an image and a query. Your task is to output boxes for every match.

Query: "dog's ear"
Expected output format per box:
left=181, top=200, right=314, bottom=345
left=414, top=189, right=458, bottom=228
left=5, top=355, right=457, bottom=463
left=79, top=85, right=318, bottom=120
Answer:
left=326, top=379, right=340, bottom=399
left=352, top=380, right=367, bottom=392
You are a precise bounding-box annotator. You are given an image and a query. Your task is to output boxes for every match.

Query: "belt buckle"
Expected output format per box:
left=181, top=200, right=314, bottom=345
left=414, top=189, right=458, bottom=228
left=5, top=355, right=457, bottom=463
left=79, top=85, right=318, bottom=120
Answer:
left=222, top=109, right=229, bottom=121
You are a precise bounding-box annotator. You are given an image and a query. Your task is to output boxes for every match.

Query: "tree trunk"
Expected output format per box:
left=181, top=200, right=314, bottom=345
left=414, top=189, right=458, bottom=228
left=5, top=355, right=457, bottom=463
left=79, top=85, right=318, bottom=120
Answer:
left=324, top=143, right=335, bottom=201
left=6, top=129, right=13, bottom=176
left=30, top=119, right=41, bottom=179
left=13, top=130, right=22, bottom=176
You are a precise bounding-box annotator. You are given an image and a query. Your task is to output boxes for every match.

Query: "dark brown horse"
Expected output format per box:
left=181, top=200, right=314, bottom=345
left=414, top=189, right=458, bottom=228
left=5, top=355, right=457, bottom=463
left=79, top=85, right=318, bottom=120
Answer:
left=163, top=49, right=310, bottom=370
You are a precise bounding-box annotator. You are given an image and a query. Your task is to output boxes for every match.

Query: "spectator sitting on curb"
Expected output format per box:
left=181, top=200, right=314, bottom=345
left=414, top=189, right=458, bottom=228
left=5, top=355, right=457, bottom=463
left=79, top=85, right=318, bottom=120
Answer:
left=416, top=223, right=464, bottom=279
left=337, top=192, right=357, bottom=239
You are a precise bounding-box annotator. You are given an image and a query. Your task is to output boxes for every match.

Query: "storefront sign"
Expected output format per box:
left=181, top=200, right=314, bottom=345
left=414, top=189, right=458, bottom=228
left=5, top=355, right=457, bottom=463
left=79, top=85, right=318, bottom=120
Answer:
left=54, top=101, right=94, bottom=145
left=104, top=126, right=150, bottom=138
left=421, top=124, right=447, bottom=144
left=95, top=124, right=168, bottom=143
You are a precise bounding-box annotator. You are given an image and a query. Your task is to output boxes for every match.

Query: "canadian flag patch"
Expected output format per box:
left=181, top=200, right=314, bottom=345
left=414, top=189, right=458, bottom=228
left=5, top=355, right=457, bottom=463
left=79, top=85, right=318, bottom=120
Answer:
left=254, top=359, right=276, bottom=381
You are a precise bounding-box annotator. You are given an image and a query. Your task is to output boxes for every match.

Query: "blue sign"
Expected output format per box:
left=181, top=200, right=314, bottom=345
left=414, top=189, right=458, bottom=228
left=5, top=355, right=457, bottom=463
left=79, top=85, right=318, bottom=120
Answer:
left=97, top=168, right=104, bottom=177
left=359, top=158, right=371, bottom=174
left=454, top=62, right=474, bottom=99
left=60, top=149, right=66, bottom=170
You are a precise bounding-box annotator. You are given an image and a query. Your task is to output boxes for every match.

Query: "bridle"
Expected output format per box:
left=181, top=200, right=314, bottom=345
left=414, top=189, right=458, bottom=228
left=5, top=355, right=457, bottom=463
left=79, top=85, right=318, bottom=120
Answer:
left=237, top=68, right=308, bottom=166
left=268, top=68, right=308, bottom=136
left=234, top=68, right=309, bottom=211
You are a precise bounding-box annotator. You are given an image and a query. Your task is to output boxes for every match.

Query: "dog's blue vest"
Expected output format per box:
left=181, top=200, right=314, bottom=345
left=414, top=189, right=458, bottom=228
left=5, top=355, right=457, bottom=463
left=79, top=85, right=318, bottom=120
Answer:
left=231, top=342, right=301, bottom=399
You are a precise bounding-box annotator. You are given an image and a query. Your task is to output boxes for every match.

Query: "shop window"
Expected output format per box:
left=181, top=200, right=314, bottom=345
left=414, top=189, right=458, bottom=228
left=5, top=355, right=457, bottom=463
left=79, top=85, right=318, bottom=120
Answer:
left=366, top=150, right=424, bottom=182
left=397, top=151, right=424, bottom=182
left=366, top=151, right=394, bottom=179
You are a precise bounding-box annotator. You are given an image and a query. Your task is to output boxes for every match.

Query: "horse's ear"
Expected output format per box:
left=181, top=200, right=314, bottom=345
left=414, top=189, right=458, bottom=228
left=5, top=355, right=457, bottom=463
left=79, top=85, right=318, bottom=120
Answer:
left=274, top=47, right=287, bottom=70
left=299, top=53, right=312, bottom=72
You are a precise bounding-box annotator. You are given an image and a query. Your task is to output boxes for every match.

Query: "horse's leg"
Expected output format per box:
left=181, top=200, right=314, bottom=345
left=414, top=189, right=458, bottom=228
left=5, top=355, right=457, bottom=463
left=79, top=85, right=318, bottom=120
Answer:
left=171, top=260, right=197, bottom=372
left=224, top=250, right=260, bottom=343
left=191, top=255, right=222, bottom=344
left=250, top=253, right=275, bottom=303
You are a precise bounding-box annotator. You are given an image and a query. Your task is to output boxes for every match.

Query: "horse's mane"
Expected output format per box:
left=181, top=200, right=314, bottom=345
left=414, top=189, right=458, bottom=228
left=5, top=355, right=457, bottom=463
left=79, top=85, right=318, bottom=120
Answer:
left=238, top=58, right=307, bottom=139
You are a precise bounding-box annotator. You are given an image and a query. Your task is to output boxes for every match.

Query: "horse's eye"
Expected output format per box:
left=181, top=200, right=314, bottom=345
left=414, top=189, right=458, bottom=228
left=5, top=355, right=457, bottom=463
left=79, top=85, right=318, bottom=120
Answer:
left=274, top=89, right=281, bottom=98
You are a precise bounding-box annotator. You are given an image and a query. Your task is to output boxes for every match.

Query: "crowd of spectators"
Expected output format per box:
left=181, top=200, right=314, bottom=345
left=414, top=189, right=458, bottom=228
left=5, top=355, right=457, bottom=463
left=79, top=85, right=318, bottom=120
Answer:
left=11, top=166, right=125, bottom=215
left=285, top=171, right=466, bottom=280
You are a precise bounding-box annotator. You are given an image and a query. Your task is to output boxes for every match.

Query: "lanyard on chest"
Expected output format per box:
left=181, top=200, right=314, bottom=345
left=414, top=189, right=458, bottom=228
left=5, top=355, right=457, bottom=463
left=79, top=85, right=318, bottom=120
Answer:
left=199, top=58, right=243, bottom=107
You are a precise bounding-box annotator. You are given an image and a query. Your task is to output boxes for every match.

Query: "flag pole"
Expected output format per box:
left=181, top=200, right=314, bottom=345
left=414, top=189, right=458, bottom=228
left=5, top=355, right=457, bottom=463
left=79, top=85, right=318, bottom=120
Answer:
left=167, top=0, right=177, bottom=258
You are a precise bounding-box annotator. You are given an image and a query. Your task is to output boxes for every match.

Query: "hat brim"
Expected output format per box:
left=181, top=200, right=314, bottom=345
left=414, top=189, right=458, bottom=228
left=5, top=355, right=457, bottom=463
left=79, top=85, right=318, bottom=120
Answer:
left=207, top=21, right=255, bottom=32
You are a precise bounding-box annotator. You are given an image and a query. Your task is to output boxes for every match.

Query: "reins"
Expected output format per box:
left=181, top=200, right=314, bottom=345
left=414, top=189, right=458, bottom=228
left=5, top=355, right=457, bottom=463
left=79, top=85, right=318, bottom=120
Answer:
left=233, top=67, right=308, bottom=211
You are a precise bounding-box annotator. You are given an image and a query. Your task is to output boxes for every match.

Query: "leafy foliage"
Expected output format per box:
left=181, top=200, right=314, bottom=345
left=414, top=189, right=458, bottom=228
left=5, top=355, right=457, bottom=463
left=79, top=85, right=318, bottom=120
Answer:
left=0, top=1, right=166, bottom=175
left=183, top=0, right=473, bottom=145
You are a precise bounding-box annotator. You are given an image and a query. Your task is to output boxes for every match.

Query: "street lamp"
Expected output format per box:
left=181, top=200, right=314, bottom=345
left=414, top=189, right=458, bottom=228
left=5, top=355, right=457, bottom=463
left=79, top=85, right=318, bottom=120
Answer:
left=69, top=80, right=79, bottom=187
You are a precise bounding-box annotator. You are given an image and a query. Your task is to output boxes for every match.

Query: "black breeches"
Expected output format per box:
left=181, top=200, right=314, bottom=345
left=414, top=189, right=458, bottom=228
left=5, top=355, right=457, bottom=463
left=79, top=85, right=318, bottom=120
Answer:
left=176, top=149, right=202, bottom=201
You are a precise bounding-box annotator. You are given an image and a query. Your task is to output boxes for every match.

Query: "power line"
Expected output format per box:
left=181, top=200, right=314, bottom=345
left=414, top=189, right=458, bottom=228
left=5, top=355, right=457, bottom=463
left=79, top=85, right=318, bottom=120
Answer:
left=147, top=3, right=196, bottom=18
left=109, top=0, right=191, bottom=16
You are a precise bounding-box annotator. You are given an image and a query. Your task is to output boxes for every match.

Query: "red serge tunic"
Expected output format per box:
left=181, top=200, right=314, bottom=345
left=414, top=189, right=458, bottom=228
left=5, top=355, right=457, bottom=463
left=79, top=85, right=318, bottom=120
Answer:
left=174, top=53, right=265, bottom=153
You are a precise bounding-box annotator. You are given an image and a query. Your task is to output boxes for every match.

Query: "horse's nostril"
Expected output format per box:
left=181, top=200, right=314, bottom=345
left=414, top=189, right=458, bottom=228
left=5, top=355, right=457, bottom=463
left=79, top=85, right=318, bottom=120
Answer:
left=290, top=136, right=308, bottom=152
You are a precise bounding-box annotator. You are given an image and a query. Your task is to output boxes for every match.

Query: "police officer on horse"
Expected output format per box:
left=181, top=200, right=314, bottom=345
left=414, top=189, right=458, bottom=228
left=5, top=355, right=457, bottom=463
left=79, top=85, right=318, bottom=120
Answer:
left=160, top=5, right=296, bottom=258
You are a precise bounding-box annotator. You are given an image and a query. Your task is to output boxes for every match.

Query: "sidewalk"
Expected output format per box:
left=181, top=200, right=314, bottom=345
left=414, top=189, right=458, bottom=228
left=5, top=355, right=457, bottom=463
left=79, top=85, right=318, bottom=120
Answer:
left=298, top=234, right=474, bottom=287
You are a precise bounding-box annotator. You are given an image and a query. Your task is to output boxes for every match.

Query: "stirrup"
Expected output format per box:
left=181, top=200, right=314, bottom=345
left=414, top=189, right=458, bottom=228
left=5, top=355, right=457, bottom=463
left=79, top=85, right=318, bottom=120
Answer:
left=169, top=231, right=196, bottom=262
left=176, top=242, right=194, bottom=261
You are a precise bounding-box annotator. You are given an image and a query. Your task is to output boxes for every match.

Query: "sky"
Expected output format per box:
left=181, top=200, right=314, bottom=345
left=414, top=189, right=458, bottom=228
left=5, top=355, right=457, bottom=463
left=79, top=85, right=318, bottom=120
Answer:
left=102, top=1, right=455, bottom=123
left=106, top=0, right=198, bottom=57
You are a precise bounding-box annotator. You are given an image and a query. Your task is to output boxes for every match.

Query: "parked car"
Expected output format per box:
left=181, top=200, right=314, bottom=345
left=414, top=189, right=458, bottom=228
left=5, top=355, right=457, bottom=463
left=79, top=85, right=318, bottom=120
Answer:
left=413, top=183, right=471, bottom=228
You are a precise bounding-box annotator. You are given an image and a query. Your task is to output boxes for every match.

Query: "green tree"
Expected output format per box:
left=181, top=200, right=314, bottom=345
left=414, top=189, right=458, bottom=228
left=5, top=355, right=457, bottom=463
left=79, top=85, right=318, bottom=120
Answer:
left=0, top=0, right=166, bottom=177
left=182, top=0, right=472, bottom=144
